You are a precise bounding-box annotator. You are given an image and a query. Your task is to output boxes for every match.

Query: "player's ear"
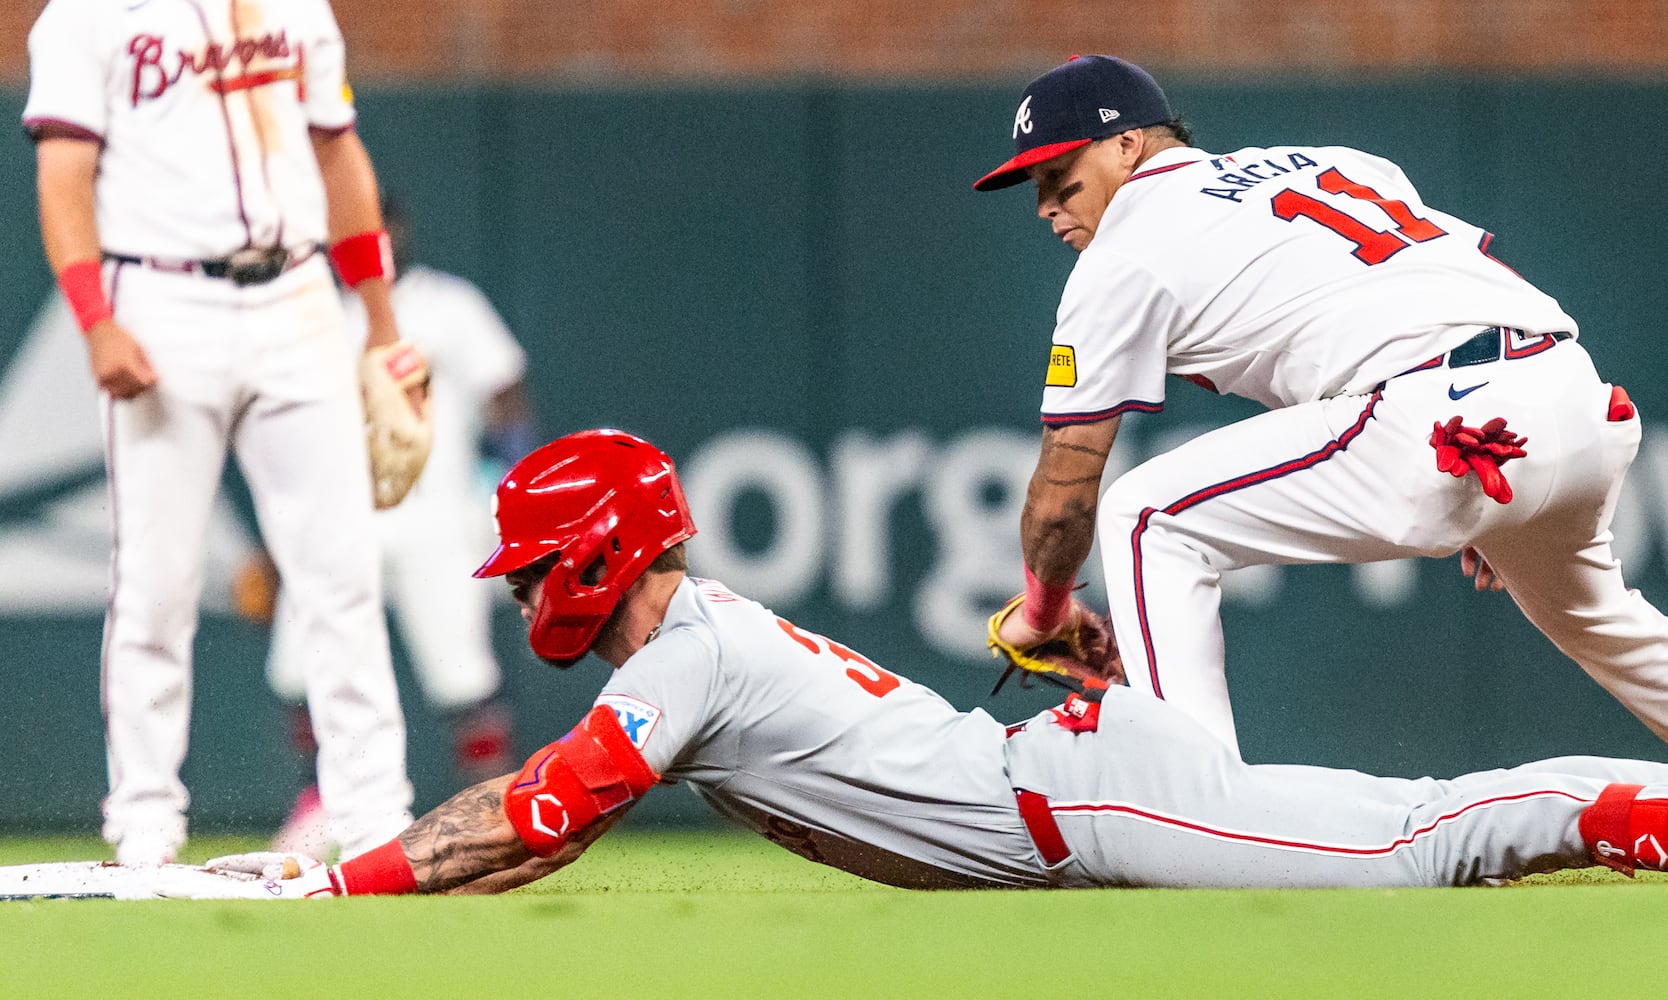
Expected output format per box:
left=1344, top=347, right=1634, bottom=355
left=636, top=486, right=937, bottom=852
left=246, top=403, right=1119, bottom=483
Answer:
left=1115, top=128, right=1145, bottom=163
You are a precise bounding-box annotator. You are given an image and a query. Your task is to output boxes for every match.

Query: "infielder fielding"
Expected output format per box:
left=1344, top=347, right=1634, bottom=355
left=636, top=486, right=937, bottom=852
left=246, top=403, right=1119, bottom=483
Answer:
left=978, top=55, right=1668, bottom=756
left=162, top=431, right=1668, bottom=897
left=24, top=0, right=416, bottom=864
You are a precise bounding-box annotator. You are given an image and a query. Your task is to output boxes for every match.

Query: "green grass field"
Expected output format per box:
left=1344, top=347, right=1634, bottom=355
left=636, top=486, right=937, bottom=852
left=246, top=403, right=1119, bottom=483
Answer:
left=1, top=831, right=1663, bottom=998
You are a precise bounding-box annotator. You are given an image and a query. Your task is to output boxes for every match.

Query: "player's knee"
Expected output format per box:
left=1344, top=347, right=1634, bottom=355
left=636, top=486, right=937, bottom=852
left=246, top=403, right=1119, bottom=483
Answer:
left=1097, top=475, right=1153, bottom=543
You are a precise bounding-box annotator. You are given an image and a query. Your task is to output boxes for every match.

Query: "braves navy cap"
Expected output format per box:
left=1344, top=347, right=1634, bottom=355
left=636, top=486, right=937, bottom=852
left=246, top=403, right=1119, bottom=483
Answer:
left=973, top=55, right=1175, bottom=191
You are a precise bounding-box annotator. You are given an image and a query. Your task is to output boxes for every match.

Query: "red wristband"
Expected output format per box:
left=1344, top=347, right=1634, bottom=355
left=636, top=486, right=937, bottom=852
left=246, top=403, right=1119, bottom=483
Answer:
left=328, top=230, right=393, bottom=287
left=58, top=260, right=112, bottom=333
left=335, top=838, right=419, bottom=896
left=1021, top=564, right=1074, bottom=632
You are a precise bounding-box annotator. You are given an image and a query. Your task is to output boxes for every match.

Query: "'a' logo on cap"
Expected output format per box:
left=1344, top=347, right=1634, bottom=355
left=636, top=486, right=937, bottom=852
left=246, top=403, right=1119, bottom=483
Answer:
left=1013, top=95, right=1035, bottom=138
left=1099, top=108, right=1120, bottom=123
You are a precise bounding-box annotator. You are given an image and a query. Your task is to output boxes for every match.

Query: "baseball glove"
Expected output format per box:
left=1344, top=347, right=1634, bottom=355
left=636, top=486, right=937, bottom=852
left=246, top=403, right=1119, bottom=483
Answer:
left=360, top=341, right=434, bottom=509
left=987, top=594, right=1126, bottom=695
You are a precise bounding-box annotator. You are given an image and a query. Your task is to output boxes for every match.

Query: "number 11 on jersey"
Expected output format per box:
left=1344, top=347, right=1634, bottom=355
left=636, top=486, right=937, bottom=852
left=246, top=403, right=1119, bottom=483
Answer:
left=1271, top=167, right=1448, bottom=265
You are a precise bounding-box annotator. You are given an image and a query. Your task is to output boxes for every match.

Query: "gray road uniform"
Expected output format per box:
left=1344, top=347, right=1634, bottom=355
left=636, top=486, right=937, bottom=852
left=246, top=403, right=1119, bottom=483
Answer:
left=599, top=577, right=1668, bottom=888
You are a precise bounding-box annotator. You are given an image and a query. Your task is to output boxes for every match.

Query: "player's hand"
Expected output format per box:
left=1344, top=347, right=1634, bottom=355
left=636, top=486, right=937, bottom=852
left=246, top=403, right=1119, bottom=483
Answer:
left=203, top=850, right=310, bottom=879
left=360, top=311, right=429, bottom=409
left=995, top=597, right=1064, bottom=650
left=988, top=595, right=1125, bottom=691
left=84, top=319, right=158, bottom=399
left=163, top=852, right=345, bottom=899
left=361, top=342, right=429, bottom=410
left=1460, top=546, right=1505, bottom=592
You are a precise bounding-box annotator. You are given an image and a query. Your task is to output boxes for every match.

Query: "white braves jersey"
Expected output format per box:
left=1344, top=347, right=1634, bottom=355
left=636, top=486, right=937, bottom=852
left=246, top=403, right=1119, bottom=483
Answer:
left=1043, top=145, right=1579, bottom=422
left=596, top=577, right=1046, bottom=889
left=341, top=266, right=526, bottom=503
left=23, top=0, right=354, bottom=260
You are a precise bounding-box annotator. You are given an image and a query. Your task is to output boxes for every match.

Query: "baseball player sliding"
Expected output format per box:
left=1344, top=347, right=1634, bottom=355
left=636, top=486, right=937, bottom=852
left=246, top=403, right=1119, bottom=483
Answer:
left=147, top=430, right=1668, bottom=898
left=24, top=0, right=417, bottom=864
left=979, top=56, right=1668, bottom=756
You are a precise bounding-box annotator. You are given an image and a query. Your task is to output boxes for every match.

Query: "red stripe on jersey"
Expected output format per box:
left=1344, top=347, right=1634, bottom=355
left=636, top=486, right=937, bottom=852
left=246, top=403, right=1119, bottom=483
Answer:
left=1042, top=400, right=1163, bottom=426
left=211, top=66, right=303, bottom=95
left=1502, top=329, right=1559, bottom=360
left=1478, top=232, right=1525, bottom=279
left=1127, top=160, right=1205, bottom=183
left=23, top=117, right=104, bottom=145
left=1048, top=787, right=1586, bottom=857
left=1130, top=391, right=1381, bottom=698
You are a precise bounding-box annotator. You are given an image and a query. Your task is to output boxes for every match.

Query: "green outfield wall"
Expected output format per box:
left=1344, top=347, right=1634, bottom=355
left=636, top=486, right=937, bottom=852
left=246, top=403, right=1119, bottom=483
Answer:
left=3, top=77, right=1668, bottom=834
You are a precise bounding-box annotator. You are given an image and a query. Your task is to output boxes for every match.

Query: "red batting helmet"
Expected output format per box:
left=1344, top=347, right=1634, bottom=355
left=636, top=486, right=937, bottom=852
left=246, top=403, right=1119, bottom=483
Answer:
left=473, top=429, right=697, bottom=663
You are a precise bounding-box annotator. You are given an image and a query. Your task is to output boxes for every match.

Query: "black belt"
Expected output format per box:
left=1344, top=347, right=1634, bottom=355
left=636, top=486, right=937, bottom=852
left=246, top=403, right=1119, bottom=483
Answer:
left=1399, top=326, right=1572, bottom=377
left=105, top=244, right=320, bottom=287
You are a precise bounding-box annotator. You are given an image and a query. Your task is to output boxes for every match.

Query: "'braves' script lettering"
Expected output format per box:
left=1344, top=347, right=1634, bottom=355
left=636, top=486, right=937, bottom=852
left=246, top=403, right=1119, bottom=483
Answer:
left=128, top=31, right=293, bottom=106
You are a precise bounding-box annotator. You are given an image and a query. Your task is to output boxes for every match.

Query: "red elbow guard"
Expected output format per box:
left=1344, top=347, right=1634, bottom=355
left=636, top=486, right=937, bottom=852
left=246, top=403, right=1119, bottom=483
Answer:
left=504, top=705, right=659, bottom=857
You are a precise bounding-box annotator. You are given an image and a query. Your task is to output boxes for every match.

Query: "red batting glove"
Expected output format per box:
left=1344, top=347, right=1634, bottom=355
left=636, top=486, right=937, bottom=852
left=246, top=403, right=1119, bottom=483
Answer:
left=1429, top=416, right=1527, bottom=505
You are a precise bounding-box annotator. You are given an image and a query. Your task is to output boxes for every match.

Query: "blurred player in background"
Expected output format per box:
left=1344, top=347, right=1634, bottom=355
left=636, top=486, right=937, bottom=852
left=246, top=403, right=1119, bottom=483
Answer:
left=976, top=55, right=1668, bottom=757
left=24, top=0, right=416, bottom=864
left=247, top=197, right=535, bottom=855
left=180, top=429, right=1668, bottom=897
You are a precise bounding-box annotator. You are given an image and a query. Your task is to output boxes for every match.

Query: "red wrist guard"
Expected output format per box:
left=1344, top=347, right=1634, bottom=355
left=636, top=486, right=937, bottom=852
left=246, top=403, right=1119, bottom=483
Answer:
left=58, top=260, right=112, bottom=333
left=329, top=230, right=393, bottom=287
left=335, top=838, right=419, bottom=896
left=1021, top=564, right=1073, bottom=632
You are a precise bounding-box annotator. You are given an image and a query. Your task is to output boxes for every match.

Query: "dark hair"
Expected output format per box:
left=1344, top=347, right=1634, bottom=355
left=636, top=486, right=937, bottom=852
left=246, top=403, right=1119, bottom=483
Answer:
left=648, top=543, right=687, bottom=574
left=587, top=542, right=687, bottom=651
left=1144, top=118, right=1193, bottom=145
left=554, top=541, right=685, bottom=591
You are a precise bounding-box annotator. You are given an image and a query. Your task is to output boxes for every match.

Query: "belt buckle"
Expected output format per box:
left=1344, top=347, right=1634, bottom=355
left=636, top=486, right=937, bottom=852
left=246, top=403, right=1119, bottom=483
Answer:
left=224, top=247, right=289, bottom=286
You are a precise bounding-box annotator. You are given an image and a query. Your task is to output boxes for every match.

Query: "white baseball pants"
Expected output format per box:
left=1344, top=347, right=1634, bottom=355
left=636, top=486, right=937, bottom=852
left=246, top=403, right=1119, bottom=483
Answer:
left=99, top=256, right=412, bottom=861
left=267, top=489, right=505, bottom=711
left=1097, top=335, right=1668, bottom=756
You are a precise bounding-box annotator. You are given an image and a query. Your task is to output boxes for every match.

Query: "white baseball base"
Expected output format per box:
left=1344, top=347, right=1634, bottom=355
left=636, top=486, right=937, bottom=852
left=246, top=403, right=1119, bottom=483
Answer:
left=0, top=861, right=259, bottom=901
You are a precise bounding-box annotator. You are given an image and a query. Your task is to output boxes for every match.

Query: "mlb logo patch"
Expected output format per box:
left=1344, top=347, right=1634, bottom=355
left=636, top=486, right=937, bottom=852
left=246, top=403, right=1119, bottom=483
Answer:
left=597, top=693, right=662, bottom=750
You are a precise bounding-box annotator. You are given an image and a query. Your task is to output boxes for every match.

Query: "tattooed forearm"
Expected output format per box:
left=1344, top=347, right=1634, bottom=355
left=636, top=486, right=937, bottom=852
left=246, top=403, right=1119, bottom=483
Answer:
left=1040, top=436, right=1111, bottom=460
left=1038, top=431, right=1112, bottom=487
left=1021, top=419, right=1121, bottom=581
left=1042, top=471, right=1104, bottom=487
left=443, top=809, right=628, bottom=896
left=398, top=777, right=530, bottom=894
left=1021, top=493, right=1099, bottom=580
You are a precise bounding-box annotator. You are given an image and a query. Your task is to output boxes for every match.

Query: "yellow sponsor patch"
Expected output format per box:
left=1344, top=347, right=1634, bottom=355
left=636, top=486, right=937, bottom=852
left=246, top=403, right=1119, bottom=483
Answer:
left=342, top=82, right=354, bottom=104
left=1046, top=345, right=1077, bottom=387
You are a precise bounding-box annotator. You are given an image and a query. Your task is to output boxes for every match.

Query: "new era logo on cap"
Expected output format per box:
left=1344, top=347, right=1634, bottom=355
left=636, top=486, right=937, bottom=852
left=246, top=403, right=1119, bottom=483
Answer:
left=974, top=55, right=1174, bottom=192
